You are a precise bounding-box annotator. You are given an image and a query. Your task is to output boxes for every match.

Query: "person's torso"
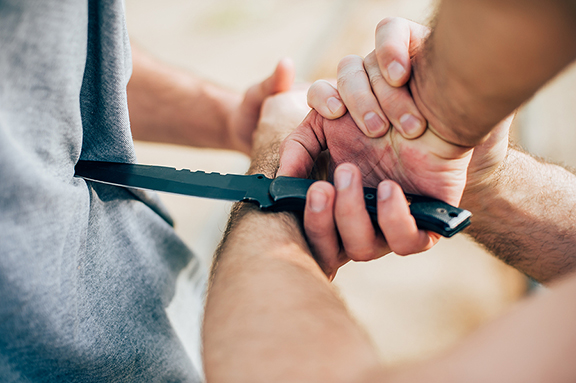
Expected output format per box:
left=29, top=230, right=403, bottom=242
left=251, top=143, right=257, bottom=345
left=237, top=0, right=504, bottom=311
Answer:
left=0, top=1, right=205, bottom=381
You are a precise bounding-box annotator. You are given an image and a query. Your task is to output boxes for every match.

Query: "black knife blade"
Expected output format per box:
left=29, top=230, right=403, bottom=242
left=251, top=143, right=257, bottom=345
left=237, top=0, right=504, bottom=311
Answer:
left=75, top=160, right=471, bottom=238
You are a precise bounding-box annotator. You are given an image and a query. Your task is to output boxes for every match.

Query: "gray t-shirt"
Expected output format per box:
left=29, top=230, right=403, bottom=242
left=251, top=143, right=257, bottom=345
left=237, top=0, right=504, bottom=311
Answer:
left=0, top=0, right=205, bottom=381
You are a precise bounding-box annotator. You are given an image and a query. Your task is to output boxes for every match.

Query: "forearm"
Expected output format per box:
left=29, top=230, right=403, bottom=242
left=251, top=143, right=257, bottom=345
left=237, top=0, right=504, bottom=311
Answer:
left=203, top=136, right=380, bottom=383
left=411, top=0, right=576, bottom=147
left=204, top=208, right=380, bottom=382
left=127, top=46, right=241, bottom=149
left=461, top=147, right=576, bottom=283
left=203, top=143, right=576, bottom=383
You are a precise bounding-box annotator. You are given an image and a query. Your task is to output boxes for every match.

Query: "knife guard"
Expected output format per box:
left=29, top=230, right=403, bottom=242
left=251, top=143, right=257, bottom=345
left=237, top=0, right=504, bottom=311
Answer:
left=268, top=176, right=471, bottom=238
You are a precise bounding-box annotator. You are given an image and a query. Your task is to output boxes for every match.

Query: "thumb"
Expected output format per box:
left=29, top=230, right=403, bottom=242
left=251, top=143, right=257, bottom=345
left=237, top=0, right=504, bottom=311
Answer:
left=242, top=58, right=295, bottom=115
left=231, top=59, right=296, bottom=154
left=269, top=57, right=296, bottom=93
left=277, top=110, right=326, bottom=178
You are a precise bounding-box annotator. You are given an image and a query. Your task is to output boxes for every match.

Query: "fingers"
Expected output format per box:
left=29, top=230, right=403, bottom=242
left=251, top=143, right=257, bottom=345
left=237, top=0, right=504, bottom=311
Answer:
left=333, top=164, right=390, bottom=261
left=307, top=80, right=347, bottom=120
left=364, top=51, right=426, bottom=138
left=376, top=180, right=438, bottom=255
left=307, top=18, right=430, bottom=141
left=337, top=55, right=390, bottom=138
left=263, top=57, right=296, bottom=95
left=335, top=53, right=426, bottom=140
left=303, top=181, right=347, bottom=278
left=303, top=165, right=439, bottom=277
left=375, top=17, right=429, bottom=87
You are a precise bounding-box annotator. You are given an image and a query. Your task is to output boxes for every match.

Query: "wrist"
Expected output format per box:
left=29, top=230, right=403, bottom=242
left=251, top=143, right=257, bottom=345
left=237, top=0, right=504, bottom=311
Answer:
left=215, top=202, right=317, bottom=274
left=410, top=53, right=483, bottom=148
left=410, top=26, right=512, bottom=148
left=247, top=137, right=282, bottom=178
left=460, top=148, right=510, bottom=212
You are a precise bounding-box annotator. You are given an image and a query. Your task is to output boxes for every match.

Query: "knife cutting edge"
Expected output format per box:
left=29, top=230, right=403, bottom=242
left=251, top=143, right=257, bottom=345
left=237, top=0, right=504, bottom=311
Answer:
left=74, top=160, right=471, bottom=238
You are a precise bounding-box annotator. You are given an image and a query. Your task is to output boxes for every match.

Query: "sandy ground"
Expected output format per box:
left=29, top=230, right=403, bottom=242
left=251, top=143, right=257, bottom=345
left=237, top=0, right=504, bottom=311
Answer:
left=124, top=0, right=576, bottom=367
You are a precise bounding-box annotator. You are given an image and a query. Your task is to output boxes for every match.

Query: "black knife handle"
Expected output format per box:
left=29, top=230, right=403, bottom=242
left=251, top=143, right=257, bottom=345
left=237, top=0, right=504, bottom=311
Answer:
left=267, top=176, right=471, bottom=238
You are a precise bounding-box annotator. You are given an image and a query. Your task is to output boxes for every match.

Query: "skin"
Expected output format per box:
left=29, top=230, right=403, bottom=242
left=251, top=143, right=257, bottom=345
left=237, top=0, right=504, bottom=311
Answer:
left=126, top=2, right=576, bottom=380
left=280, top=0, right=576, bottom=266
left=126, top=46, right=295, bottom=155
left=203, top=90, right=382, bottom=383
left=279, top=71, right=511, bottom=267
left=411, top=0, right=576, bottom=147
left=462, top=147, right=576, bottom=283
left=278, top=108, right=474, bottom=273
left=297, top=111, right=512, bottom=278
left=226, top=2, right=576, bottom=379
left=277, top=19, right=469, bottom=260
left=203, top=89, right=576, bottom=383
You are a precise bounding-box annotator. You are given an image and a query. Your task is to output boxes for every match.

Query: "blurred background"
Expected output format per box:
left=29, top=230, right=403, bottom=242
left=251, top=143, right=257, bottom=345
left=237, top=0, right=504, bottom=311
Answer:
left=125, top=0, right=576, bottom=367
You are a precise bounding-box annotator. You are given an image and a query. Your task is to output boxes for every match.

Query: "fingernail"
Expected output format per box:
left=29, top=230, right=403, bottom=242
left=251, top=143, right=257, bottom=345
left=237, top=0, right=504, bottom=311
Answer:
left=387, top=60, right=406, bottom=83
left=399, top=114, right=424, bottom=137
left=378, top=182, right=392, bottom=201
left=327, top=97, right=343, bottom=114
left=309, top=189, right=327, bottom=213
left=335, top=168, right=353, bottom=190
left=364, top=112, right=385, bottom=135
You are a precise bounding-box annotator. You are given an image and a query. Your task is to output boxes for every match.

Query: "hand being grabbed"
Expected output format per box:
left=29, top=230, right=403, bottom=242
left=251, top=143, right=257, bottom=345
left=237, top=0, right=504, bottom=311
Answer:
left=227, top=58, right=296, bottom=155
left=278, top=109, right=474, bottom=278
left=278, top=17, right=512, bottom=279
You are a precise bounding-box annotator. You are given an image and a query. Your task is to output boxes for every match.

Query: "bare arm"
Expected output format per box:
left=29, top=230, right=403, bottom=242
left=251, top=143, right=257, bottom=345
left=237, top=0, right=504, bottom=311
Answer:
left=127, top=46, right=240, bottom=150
left=287, top=2, right=576, bottom=271
left=375, top=272, right=576, bottom=383
left=203, top=207, right=382, bottom=383
left=202, top=91, right=381, bottom=382
left=412, top=0, right=576, bottom=147
left=127, top=46, right=293, bottom=154
left=203, top=94, right=576, bottom=383
left=462, top=146, right=576, bottom=283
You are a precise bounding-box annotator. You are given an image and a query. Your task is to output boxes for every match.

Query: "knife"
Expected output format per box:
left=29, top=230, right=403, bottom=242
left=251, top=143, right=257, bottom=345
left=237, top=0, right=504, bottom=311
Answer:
left=74, top=160, right=471, bottom=238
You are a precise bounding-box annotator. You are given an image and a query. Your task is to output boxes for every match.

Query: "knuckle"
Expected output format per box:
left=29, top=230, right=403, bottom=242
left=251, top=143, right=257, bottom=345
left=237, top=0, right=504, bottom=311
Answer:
left=368, top=73, right=385, bottom=90
left=335, top=83, right=374, bottom=110
left=304, top=223, right=329, bottom=239
left=348, top=246, right=376, bottom=262
left=309, top=79, right=334, bottom=95
left=364, top=52, right=378, bottom=67
left=337, top=67, right=366, bottom=87
left=377, top=87, right=405, bottom=109
left=390, top=239, right=428, bottom=256
left=307, top=82, right=323, bottom=99
left=391, top=244, right=414, bottom=256
left=336, top=203, right=363, bottom=219
left=375, top=45, right=391, bottom=62
left=348, top=89, right=374, bottom=108
left=338, top=55, right=363, bottom=72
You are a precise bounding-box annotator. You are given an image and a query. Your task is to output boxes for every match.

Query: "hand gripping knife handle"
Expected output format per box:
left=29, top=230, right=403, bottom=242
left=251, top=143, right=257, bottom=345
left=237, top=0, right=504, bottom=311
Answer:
left=267, top=177, right=471, bottom=238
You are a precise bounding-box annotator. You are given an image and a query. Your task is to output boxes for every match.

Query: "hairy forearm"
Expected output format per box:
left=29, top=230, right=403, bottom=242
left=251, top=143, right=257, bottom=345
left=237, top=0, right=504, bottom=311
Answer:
left=127, top=46, right=240, bottom=149
left=411, top=0, right=576, bottom=147
left=461, top=147, right=576, bottom=283
left=204, top=207, right=380, bottom=383
left=203, top=143, right=576, bottom=383
left=203, top=132, right=380, bottom=382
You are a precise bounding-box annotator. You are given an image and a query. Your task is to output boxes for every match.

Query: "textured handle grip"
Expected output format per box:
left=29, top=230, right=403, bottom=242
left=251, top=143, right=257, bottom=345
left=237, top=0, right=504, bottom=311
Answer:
left=269, top=177, right=471, bottom=238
